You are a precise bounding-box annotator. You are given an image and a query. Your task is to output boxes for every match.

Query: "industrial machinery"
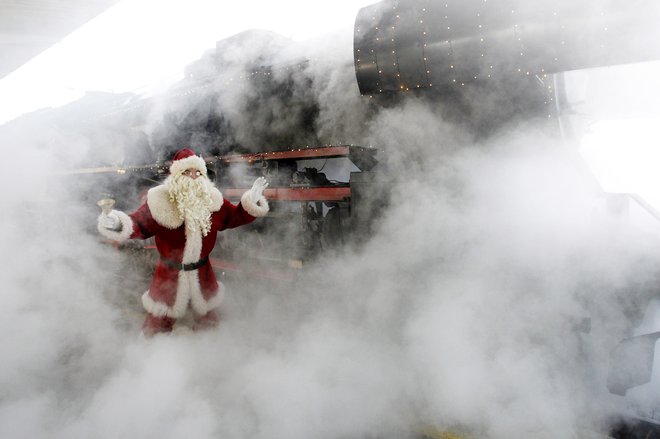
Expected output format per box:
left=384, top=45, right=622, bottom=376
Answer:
left=37, top=0, right=660, bottom=436
left=77, top=143, right=381, bottom=281
left=354, top=0, right=660, bottom=94
left=208, top=144, right=381, bottom=279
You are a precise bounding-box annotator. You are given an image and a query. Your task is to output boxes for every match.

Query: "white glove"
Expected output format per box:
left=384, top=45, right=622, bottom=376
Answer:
left=249, top=177, right=268, bottom=203
left=101, top=212, right=122, bottom=231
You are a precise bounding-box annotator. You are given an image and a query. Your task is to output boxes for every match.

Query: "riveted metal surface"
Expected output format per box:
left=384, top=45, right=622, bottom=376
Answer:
left=354, top=0, right=660, bottom=94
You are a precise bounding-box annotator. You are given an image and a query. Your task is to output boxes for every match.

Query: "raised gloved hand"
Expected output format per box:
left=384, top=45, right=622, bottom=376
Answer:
left=101, top=211, right=122, bottom=231
left=249, top=177, right=269, bottom=204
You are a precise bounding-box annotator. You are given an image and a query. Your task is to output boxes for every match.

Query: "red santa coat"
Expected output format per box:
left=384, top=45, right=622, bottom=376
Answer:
left=98, top=181, right=268, bottom=318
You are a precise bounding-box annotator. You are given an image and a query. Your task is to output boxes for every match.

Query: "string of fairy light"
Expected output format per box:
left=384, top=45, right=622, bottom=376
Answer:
left=356, top=0, right=582, bottom=118
left=390, top=2, right=402, bottom=91
left=54, top=145, right=373, bottom=176
left=419, top=0, right=432, bottom=88
left=444, top=2, right=457, bottom=85
left=476, top=5, right=487, bottom=80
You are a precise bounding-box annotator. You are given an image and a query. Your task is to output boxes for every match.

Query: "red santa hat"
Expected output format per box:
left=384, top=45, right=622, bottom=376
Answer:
left=169, top=148, right=208, bottom=177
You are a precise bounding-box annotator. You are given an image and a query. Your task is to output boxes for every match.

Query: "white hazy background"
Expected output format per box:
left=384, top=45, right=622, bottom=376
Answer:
left=0, top=0, right=374, bottom=125
left=2, top=1, right=660, bottom=438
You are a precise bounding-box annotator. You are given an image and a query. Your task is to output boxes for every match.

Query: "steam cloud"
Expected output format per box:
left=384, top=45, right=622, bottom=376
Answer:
left=2, top=3, right=660, bottom=439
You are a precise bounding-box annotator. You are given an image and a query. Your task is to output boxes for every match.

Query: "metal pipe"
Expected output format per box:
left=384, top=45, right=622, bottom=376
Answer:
left=354, top=0, right=660, bottom=94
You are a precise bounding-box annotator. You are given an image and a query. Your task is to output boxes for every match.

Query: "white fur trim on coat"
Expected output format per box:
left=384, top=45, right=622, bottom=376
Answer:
left=146, top=180, right=223, bottom=229
left=97, top=210, right=133, bottom=242
left=140, top=203, right=224, bottom=318
left=141, top=281, right=224, bottom=318
left=241, top=190, right=269, bottom=217
left=169, top=155, right=207, bottom=177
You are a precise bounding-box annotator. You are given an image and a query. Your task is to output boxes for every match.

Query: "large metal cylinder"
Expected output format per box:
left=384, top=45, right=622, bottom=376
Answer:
left=354, top=0, right=660, bottom=95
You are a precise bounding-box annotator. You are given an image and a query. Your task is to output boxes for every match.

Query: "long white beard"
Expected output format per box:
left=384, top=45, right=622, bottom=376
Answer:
left=168, top=174, right=213, bottom=236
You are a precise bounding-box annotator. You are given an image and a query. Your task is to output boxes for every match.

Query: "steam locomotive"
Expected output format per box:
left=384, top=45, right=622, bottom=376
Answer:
left=42, top=1, right=660, bottom=436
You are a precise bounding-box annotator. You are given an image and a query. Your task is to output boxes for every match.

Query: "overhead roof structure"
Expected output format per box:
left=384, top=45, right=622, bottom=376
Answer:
left=0, top=0, right=122, bottom=79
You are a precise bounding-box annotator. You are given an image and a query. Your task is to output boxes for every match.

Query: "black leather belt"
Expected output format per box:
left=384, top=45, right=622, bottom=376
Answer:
left=161, top=255, right=209, bottom=271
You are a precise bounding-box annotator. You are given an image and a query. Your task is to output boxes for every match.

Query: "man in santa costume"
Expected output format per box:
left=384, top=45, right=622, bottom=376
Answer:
left=98, top=148, right=269, bottom=336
